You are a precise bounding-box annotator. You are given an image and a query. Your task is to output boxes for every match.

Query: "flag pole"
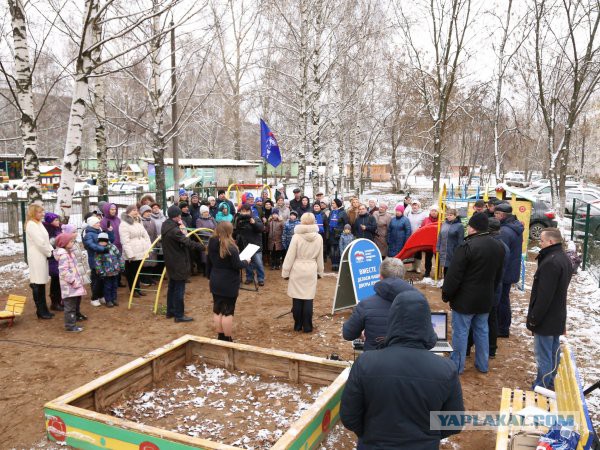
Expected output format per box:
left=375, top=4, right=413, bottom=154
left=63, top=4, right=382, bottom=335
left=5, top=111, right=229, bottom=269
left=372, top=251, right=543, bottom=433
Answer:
left=262, top=157, right=267, bottom=185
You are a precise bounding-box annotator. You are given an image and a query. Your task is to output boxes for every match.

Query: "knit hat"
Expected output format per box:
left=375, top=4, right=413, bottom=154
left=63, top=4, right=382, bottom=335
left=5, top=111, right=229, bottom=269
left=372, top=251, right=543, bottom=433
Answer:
left=289, top=210, right=298, bottom=218
left=86, top=216, right=101, bottom=227
left=44, top=212, right=60, bottom=224
left=468, top=212, right=489, bottom=232
left=61, top=224, right=77, bottom=234
left=200, top=205, right=209, bottom=214
left=344, top=224, right=351, bottom=230
left=255, top=197, right=263, bottom=204
left=429, top=205, right=439, bottom=212
left=97, top=232, right=110, bottom=242
left=495, top=202, right=512, bottom=213
left=333, top=198, right=343, bottom=208
left=55, top=233, right=75, bottom=248
left=411, top=199, right=421, bottom=206
left=167, top=205, right=182, bottom=218
left=395, top=204, right=405, bottom=213
left=190, top=192, right=199, bottom=199
left=246, top=193, right=254, bottom=200
left=140, top=205, right=151, bottom=215
left=179, top=188, right=187, bottom=196
left=272, top=208, right=280, bottom=215
left=179, top=201, right=189, bottom=209
left=276, top=183, right=284, bottom=189
left=488, top=217, right=501, bottom=232
left=125, top=204, right=137, bottom=215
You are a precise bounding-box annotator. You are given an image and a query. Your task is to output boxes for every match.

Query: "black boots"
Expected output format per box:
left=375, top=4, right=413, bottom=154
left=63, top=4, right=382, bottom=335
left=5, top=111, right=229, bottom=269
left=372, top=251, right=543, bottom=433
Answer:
left=217, top=333, right=233, bottom=342
left=31, top=284, right=53, bottom=319
left=292, top=299, right=313, bottom=332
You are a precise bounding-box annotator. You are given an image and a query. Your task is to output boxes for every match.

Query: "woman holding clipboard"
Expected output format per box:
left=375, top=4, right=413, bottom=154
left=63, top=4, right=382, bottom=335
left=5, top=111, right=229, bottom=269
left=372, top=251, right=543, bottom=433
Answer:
left=207, top=221, right=251, bottom=342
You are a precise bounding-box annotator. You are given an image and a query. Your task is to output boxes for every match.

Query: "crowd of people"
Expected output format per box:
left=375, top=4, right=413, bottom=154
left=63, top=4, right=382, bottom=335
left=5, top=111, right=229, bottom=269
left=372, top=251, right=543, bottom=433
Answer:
left=22, top=185, right=577, bottom=449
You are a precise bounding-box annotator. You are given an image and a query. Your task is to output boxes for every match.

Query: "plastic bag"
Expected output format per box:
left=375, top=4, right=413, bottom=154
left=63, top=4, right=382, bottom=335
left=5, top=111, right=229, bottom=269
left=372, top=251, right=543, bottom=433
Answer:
left=536, top=425, right=580, bottom=450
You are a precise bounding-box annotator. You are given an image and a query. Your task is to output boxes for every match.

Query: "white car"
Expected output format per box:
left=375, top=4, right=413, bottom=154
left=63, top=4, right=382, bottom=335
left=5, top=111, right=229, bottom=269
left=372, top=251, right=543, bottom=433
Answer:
left=109, top=182, right=140, bottom=194
left=530, top=186, right=600, bottom=213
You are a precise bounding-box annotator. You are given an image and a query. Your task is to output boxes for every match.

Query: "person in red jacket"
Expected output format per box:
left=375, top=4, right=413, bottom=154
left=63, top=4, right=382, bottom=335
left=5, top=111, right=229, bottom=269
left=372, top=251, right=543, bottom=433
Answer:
left=421, top=205, right=439, bottom=278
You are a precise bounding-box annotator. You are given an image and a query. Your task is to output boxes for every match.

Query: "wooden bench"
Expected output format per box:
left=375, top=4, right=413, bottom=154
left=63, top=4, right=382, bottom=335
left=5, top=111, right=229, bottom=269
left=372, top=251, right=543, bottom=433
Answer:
left=496, top=340, right=597, bottom=450
left=0, top=294, right=26, bottom=327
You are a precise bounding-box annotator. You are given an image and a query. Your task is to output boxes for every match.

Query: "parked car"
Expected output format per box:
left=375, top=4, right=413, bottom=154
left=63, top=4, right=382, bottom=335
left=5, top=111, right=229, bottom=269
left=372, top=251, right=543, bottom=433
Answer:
left=529, top=187, right=600, bottom=214
left=109, top=182, right=140, bottom=194
left=573, top=200, right=600, bottom=241
left=504, top=171, right=528, bottom=188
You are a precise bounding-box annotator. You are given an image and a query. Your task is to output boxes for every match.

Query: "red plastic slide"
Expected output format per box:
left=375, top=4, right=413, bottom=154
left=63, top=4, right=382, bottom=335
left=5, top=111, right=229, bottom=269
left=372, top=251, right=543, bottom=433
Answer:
left=394, top=223, right=439, bottom=260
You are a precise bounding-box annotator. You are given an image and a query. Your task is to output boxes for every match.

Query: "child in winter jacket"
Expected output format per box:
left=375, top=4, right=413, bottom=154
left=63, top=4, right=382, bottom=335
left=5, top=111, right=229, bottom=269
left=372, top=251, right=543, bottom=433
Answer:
left=95, top=232, right=125, bottom=307
left=268, top=209, right=285, bottom=269
left=54, top=233, right=87, bottom=332
left=339, top=224, right=355, bottom=256
left=282, top=211, right=300, bottom=250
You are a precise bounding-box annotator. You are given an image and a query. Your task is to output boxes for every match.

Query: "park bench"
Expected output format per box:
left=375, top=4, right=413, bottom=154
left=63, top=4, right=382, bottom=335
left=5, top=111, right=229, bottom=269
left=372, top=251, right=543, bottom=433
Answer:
left=495, top=339, right=598, bottom=450
left=0, top=294, right=26, bottom=327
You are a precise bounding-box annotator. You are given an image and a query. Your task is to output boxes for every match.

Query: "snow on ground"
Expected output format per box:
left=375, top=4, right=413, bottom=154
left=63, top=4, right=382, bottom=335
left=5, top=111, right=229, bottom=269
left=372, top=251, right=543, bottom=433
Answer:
left=0, top=261, right=29, bottom=292
left=0, top=239, right=24, bottom=257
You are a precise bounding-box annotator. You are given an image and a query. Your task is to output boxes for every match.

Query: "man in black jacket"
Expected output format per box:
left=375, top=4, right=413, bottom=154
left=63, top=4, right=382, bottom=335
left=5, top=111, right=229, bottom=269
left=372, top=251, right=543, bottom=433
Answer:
left=341, top=289, right=464, bottom=449
left=234, top=204, right=266, bottom=286
left=527, top=228, right=572, bottom=389
left=216, top=189, right=236, bottom=216
left=353, top=204, right=378, bottom=241
left=342, top=258, right=414, bottom=351
left=289, top=188, right=303, bottom=214
left=442, top=212, right=505, bottom=374
left=161, top=205, right=205, bottom=322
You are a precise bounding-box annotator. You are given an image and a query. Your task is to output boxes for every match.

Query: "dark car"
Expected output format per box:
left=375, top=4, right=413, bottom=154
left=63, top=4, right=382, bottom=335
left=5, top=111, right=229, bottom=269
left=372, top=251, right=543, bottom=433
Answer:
left=574, top=200, right=600, bottom=240
left=459, top=197, right=557, bottom=240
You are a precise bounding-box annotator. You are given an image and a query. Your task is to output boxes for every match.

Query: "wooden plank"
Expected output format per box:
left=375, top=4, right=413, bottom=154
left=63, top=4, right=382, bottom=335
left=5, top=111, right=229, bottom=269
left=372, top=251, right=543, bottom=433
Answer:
left=151, top=359, right=160, bottom=384
left=70, top=392, right=94, bottom=410
left=224, top=347, right=235, bottom=371
left=495, top=388, right=513, bottom=450
left=185, top=341, right=193, bottom=364
left=234, top=350, right=291, bottom=379
left=298, top=360, right=346, bottom=385
left=289, top=360, right=299, bottom=384
left=101, top=365, right=153, bottom=407
left=93, top=387, right=105, bottom=413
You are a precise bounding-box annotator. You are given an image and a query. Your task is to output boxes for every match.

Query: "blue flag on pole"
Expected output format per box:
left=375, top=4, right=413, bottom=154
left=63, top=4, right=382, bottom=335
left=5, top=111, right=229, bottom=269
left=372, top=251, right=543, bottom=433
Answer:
left=260, top=119, right=282, bottom=168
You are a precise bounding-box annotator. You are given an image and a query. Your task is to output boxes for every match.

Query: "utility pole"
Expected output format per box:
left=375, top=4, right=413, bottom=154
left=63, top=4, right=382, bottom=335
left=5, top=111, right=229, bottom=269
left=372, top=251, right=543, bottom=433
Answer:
left=170, top=20, right=180, bottom=203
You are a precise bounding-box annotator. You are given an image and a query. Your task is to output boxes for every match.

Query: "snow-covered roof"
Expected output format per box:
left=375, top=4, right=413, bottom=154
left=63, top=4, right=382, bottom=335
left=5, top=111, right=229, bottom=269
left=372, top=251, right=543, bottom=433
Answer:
left=39, top=165, right=61, bottom=173
left=492, top=184, right=538, bottom=203
left=125, top=163, right=142, bottom=173
left=142, top=158, right=259, bottom=168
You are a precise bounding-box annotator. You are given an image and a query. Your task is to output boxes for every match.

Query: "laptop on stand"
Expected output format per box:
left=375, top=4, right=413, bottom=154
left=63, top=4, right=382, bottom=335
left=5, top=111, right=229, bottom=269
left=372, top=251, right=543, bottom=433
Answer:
left=430, top=312, right=453, bottom=353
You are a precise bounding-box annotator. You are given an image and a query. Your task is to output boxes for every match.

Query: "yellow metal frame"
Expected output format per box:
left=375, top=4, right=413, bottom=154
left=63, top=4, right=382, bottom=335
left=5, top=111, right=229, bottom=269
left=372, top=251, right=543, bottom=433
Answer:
left=434, top=184, right=447, bottom=282
left=128, top=228, right=215, bottom=313
left=225, top=183, right=272, bottom=206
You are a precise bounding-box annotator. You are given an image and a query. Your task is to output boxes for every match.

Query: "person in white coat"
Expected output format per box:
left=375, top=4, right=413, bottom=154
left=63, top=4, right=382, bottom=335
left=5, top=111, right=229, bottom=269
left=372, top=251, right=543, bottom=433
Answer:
left=281, top=212, right=324, bottom=333
left=405, top=199, right=428, bottom=273
left=119, top=204, right=152, bottom=298
left=25, top=204, right=55, bottom=319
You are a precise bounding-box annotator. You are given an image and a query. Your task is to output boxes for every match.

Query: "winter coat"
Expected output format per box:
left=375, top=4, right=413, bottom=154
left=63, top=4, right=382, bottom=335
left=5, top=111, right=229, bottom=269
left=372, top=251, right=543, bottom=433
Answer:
left=268, top=218, right=284, bottom=251
left=72, top=242, right=91, bottom=285
left=340, top=290, right=464, bottom=449
left=181, top=211, right=194, bottom=229
left=421, top=215, right=439, bottom=227
left=442, top=232, right=505, bottom=315
left=527, top=243, right=573, bottom=336
left=43, top=217, right=61, bottom=278
left=492, top=234, right=510, bottom=306
left=209, top=204, right=219, bottom=219
left=275, top=189, right=288, bottom=201
left=196, top=216, right=217, bottom=237
left=26, top=220, right=53, bottom=284
left=277, top=205, right=291, bottom=222
left=314, top=211, right=328, bottom=237
left=207, top=237, right=248, bottom=298
left=346, top=207, right=359, bottom=225
left=328, top=209, right=343, bottom=244
left=437, top=218, right=464, bottom=268
left=339, top=232, right=355, bottom=255
left=215, top=203, right=233, bottom=223
left=100, top=203, right=121, bottom=251
left=216, top=199, right=236, bottom=217
left=353, top=213, right=378, bottom=241
left=94, top=242, right=125, bottom=277
left=54, top=248, right=87, bottom=298
left=141, top=216, right=158, bottom=243
left=343, top=278, right=416, bottom=351
left=406, top=209, right=428, bottom=235
left=234, top=214, right=265, bottom=250
left=282, top=218, right=300, bottom=250
left=161, top=218, right=205, bottom=280
left=82, top=226, right=111, bottom=269
left=374, top=211, right=392, bottom=257
left=282, top=224, right=324, bottom=300
left=289, top=197, right=304, bottom=215
left=499, top=215, right=525, bottom=283
left=119, top=213, right=151, bottom=261
left=189, top=202, right=201, bottom=225
left=387, top=216, right=412, bottom=257
left=150, top=211, right=166, bottom=236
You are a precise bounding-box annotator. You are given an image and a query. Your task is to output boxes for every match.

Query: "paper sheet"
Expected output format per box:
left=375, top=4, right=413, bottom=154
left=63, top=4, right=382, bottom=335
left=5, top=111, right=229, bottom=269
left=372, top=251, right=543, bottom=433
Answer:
left=239, top=243, right=260, bottom=261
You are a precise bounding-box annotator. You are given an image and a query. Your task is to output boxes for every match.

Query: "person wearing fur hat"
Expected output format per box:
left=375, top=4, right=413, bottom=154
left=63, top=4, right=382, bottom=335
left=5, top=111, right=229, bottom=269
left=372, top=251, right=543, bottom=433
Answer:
left=94, top=232, right=125, bottom=308
left=25, top=204, right=54, bottom=319
left=387, top=204, right=412, bottom=258
left=161, top=205, right=205, bottom=322
left=421, top=205, right=440, bottom=278
left=43, top=212, right=64, bottom=311
left=54, top=233, right=87, bottom=332
left=442, top=212, right=505, bottom=374
left=119, top=205, right=152, bottom=298
left=268, top=208, right=284, bottom=269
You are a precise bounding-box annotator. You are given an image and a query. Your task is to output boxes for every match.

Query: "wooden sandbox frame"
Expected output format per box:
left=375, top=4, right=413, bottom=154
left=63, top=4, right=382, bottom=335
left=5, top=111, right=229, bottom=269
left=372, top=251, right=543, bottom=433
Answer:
left=44, top=335, right=350, bottom=450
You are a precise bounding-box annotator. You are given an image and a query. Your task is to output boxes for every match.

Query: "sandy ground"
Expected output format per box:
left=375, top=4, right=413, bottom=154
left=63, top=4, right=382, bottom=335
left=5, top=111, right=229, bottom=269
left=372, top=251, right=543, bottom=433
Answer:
left=0, top=252, right=597, bottom=450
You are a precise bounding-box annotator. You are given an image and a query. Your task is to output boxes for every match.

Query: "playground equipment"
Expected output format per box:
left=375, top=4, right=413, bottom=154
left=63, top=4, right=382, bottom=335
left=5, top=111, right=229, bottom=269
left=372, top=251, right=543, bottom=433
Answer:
left=395, top=223, right=439, bottom=260
left=128, top=228, right=215, bottom=313
left=226, top=183, right=272, bottom=207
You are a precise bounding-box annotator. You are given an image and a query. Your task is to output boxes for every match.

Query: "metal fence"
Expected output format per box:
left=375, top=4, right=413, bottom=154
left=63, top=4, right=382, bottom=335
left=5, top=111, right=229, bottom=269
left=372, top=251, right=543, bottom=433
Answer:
left=570, top=198, right=600, bottom=285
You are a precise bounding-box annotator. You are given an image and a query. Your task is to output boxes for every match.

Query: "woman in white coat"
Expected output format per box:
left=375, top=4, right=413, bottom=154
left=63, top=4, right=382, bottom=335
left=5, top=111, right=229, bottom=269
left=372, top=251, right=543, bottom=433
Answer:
left=25, top=204, right=55, bottom=319
left=281, top=213, right=324, bottom=332
left=119, top=204, right=152, bottom=298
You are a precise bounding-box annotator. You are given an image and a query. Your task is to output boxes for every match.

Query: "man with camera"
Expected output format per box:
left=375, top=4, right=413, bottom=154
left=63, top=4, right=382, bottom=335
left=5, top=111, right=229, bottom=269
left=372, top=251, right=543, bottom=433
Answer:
left=234, top=204, right=266, bottom=286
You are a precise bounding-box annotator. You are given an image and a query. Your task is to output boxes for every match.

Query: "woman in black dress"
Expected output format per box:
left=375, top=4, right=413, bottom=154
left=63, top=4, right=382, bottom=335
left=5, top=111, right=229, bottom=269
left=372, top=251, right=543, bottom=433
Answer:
left=207, top=221, right=250, bottom=342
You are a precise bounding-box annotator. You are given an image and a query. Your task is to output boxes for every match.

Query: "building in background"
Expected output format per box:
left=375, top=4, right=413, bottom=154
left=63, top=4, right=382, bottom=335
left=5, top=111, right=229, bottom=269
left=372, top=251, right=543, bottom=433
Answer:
left=0, top=153, right=58, bottom=181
